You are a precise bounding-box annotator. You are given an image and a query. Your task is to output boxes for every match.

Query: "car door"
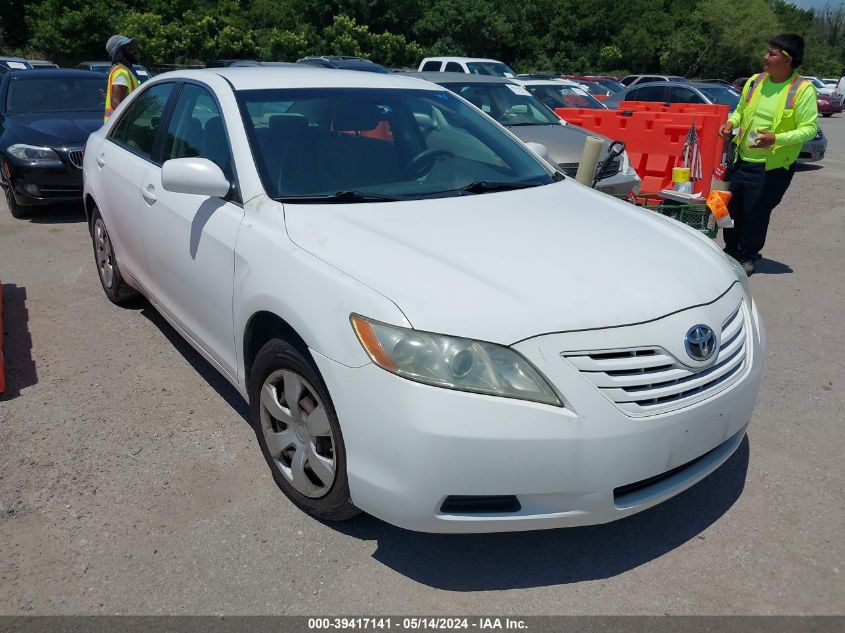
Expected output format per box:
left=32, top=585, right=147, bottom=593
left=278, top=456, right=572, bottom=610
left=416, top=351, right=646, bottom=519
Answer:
left=139, top=81, right=244, bottom=379
left=96, top=82, right=177, bottom=287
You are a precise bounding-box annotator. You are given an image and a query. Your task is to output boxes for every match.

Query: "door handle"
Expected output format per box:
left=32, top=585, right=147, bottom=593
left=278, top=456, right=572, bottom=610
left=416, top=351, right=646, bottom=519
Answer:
left=96, top=154, right=105, bottom=168
left=142, top=184, right=157, bottom=204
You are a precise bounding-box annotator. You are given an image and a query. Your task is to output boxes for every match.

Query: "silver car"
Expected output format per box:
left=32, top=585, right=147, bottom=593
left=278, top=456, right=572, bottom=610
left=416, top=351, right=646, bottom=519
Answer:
left=410, top=72, right=641, bottom=195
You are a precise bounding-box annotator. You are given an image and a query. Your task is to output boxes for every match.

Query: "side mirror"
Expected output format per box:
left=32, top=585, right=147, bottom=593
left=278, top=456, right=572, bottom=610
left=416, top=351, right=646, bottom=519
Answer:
left=161, top=157, right=230, bottom=198
left=525, top=141, right=550, bottom=161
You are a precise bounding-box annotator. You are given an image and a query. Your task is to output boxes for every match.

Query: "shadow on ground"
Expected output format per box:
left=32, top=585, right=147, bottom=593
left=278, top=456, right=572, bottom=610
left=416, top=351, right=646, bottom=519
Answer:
left=796, top=163, right=823, bottom=172
left=0, top=284, right=37, bottom=400
left=138, top=304, right=249, bottom=422
left=24, top=204, right=86, bottom=225
left=330, top=438, right=750, bottom=590
left=754, top=258, right=793, bottom=275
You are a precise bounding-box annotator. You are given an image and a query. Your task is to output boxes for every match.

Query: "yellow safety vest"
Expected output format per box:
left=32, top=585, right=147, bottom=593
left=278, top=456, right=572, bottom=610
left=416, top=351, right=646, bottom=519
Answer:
left=104, top=63, right=140, bottom=123
left=730, top=72, right=817, bottom=171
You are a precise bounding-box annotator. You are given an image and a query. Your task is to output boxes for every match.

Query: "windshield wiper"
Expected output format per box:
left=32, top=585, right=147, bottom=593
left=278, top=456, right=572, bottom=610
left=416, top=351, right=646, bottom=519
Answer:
left=277, top=190, right=402, bottom=203
left=454, top=180, right=545, bottom=195
left=503, top=122, right=549, bottom=126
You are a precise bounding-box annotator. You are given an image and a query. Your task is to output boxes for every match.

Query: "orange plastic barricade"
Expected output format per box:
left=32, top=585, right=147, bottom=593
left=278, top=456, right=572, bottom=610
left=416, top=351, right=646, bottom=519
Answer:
left=0, top=280, right=5, bottom=394
left=555, top=107, right=726, bottom=197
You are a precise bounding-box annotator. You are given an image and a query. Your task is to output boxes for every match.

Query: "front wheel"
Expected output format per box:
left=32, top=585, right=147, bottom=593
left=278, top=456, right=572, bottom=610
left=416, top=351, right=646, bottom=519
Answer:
left=90, top=207, right=139, bottom=304
left=3, top=181, right=28, bottom=219
left=249, top=339, right=359, bottom=521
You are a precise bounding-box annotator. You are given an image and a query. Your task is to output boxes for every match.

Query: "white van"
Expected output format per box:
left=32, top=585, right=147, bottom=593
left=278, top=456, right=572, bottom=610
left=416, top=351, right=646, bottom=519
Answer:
left=417, top=56, right=517, bottom=77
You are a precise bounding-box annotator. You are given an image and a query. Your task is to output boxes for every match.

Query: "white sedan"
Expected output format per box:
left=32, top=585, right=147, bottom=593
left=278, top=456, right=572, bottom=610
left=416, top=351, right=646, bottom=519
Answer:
left=83, top=67, right=763, bottom=533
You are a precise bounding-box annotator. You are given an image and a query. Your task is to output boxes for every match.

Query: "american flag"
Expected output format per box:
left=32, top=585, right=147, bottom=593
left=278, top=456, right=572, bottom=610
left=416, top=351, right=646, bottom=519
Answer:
left=681, top=121, right=703, bottom=182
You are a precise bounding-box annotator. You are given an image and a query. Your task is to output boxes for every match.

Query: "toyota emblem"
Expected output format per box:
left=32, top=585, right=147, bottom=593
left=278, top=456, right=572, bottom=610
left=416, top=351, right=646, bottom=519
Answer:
left=685, top=324, right=716, bottom=361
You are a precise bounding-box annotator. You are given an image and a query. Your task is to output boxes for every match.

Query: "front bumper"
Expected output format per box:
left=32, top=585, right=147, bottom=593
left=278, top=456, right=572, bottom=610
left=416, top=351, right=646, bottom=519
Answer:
left=798, top=137, right=827, bottom=163
left=1, top=151, right=84, bottom=207
left=314, top=285, right=763, bottom=533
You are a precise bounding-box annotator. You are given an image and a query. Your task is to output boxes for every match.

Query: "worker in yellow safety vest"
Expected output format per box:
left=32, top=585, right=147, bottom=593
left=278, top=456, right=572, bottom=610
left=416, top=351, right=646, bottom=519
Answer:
left=718, top=33, right=817, bottom=276
left=104, top=35, right=141, bottom=123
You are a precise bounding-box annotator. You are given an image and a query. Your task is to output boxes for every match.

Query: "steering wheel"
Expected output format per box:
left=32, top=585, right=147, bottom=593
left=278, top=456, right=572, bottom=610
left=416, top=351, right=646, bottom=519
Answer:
left=403, top=148, right=454, bottom=179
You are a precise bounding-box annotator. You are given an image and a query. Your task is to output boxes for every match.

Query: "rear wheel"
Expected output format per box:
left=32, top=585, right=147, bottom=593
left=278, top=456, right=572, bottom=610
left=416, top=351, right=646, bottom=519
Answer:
left=249, top=339, right=359, bottom=521
left=90, top=207, right=138, bottom=304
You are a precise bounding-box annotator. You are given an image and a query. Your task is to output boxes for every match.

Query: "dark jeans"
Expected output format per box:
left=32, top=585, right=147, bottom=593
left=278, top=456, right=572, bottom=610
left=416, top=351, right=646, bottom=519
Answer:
left=723, top=159, right=795, bottom=261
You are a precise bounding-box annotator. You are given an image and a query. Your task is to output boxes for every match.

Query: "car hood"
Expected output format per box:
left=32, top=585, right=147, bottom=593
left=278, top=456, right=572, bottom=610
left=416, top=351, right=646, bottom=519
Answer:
left=507, top=123, right=614, bottom=165
left=4, top=112, right=103, bottom=147
left=283, top=181, right=735, bottom=344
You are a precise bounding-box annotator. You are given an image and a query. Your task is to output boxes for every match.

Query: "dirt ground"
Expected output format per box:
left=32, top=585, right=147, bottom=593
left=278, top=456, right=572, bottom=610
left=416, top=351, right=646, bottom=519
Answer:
left=0, top=118, right=842, bottom=615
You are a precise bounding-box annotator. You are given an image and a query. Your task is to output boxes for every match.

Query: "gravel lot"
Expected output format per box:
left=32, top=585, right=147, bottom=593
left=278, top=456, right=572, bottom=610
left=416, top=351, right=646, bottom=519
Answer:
left=0, top=118, right=843, bottom=616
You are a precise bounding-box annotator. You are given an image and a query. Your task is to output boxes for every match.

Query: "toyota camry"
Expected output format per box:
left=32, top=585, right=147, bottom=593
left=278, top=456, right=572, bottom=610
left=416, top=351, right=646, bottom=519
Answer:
left=82, top=67, right=763, bottom=533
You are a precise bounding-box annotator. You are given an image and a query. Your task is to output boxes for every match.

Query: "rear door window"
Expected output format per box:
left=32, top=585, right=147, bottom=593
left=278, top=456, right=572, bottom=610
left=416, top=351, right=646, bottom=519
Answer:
left=445, top=62, right=463, bottom=72
left=669, top=86, right=704, bottom=104
left=627, top=85, right=667, bottom=102
left=109, top=82, right=176, bottom=160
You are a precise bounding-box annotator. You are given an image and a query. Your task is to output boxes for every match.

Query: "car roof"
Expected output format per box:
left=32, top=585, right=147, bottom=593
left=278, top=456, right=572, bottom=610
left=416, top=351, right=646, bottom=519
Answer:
left=6, top=69, right=103, bottom=80
left=409, top=71, right=515, bottom=84
left=78, top=61, right=111, bottom=65
left=422, top=56, right=502, bottom=62
left=164, top=67, right=445, bottom=91
left=624, top=81, right=699, bottom=89
left=517, top=79, right=580, bottom=87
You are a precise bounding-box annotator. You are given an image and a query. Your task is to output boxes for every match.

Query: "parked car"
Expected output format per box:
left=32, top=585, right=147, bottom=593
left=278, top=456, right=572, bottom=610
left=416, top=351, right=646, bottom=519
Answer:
left=82, top=66, right=763, bottom=533
left=0, top=70, right=105, bottom=218
left=516, top=78, right=608, bottom=110
left=732, top=77, right=750, bottom=91
left=77, top=61, right=152, bottom=83
left=604, top=81, right=740, bottom=112
left=619, top=74, right=690, bottom=87
left=799, top=128, right=827, bottom=163
left=697, top=79, right=732, bottom=86
left=563, top=75, right=626, bottom=96
left=822, top=78, right=838, bottom=86
left=418, top=57, right=518, bottom=77
left=802, top=76, right=835, bottom=97
left=205, top=59, right=258, bottom=68
left=816, top=93, right=843, bottom=117
left=27, top=60, right=59, bottom=69
left=296, top=56, right=389, bottom=74
left=0, top=57, right=32, bottom=76
left=414, top=72, right=639, bottom=194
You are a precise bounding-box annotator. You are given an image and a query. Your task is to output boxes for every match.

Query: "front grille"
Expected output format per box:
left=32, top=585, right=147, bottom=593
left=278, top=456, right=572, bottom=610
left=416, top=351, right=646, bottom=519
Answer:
left=558, top=158, right=621, bottom=180
left=67, top=149, right=84, bottom=169
left=440, top=495, right=521, bottom=514
left=562, top=302, right=750, bottom=417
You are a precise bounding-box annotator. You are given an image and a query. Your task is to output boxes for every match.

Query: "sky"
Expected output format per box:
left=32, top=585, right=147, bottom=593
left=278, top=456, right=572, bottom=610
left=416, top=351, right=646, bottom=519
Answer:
left=790, top=0, right=844, bottom=8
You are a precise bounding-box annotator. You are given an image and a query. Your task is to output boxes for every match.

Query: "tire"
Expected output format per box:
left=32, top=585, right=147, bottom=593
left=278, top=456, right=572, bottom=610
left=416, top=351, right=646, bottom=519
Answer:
left=249, top=339, right=359, bottom=521
left=90, top=206, right=139, bottom=304
left=822, top=113, right=832, bottom=117
left=3, top=182, right=28, bottom=219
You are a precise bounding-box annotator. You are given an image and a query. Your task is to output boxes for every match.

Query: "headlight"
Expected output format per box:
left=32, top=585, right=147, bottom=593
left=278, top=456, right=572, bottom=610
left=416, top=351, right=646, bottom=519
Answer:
left=350, top=315, right=563, bottom=407
left=726, top=254, right=752, bottom=299
left=6, top=144, right=61, bottom=166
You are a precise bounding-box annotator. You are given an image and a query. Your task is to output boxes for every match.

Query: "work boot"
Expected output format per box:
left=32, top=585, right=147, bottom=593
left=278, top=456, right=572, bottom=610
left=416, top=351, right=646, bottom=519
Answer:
left=740, top=260, right=755, bottom=276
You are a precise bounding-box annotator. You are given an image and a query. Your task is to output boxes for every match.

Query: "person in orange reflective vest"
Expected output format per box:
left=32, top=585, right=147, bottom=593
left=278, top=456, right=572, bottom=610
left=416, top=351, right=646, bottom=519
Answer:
left=104, top=35, right=141, bottom=123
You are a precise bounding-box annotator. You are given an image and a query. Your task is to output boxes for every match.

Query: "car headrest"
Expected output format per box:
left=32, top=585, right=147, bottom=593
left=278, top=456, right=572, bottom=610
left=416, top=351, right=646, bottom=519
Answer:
left=330, top=103, right=388, bottom=132
left=268, top=113, right=308, bottom=136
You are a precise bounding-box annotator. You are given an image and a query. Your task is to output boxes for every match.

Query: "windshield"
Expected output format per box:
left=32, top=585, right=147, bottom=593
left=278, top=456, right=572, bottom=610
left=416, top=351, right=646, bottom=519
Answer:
left=698, top=86, right=740, bottom=109
left=804, top=77, right=825, bottom=88
left=465, top=61, right=518, bottom=78
left=6, top=76, right=106, bottom=113
left=442, top=82, right=562, bottom=125
left=593, top=78, right=624, bottom=93
left=237, top=87, right=555, bottom=201
left=526, top=84, right=605, bottom=110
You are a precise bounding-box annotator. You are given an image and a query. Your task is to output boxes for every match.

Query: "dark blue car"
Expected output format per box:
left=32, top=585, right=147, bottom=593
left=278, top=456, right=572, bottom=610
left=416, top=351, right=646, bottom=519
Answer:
left=0, top=69, right=105, bottom=218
